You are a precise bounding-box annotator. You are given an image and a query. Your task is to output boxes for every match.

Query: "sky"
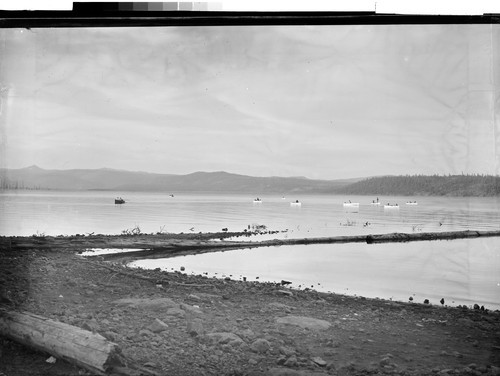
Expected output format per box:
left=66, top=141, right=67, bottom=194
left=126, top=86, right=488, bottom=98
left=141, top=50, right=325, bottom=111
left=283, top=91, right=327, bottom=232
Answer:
left=0, top=22, right=499, bottom=179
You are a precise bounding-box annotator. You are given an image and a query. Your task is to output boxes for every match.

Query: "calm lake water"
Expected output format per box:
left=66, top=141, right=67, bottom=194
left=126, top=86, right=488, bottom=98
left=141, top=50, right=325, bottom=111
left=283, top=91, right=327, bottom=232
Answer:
left=129, top=237, right=500, bottom=310
left=2, top=190, right=499, bottom=309
left=1, top=190, right=499, bottom=237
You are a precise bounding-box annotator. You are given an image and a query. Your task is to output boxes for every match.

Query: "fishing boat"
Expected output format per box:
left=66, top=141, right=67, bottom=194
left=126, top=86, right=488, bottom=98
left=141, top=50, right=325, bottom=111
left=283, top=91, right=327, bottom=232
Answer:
left=406, top=201, right=418, bottom=205
left=343, top=202, right=359, bottom=207
left=290, top=200, right=301, bottom=206
left=115, top=197, right=125, bottom=205
left=384, top=204, right=399, bottom=210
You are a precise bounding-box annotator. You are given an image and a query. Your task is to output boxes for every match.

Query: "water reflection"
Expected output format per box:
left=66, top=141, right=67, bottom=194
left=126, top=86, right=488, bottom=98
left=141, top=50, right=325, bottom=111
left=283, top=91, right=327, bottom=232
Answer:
left=129, top=237, right=500, bottom=310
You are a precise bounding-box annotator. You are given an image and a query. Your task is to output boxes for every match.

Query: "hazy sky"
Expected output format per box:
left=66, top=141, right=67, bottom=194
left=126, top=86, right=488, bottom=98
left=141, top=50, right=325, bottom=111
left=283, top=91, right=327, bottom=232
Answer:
left=1, top=24, right=499, bottom=179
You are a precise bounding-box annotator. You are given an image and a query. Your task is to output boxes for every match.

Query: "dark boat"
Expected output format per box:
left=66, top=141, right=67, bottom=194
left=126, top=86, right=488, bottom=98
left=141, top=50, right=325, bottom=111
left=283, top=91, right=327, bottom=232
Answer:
left=115, top=197, right=125, bottom=204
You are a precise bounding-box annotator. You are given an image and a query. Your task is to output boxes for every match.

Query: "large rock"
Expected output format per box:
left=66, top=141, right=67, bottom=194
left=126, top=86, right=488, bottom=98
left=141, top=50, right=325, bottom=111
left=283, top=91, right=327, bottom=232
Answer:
left=276, top=315, right=331, bottom=331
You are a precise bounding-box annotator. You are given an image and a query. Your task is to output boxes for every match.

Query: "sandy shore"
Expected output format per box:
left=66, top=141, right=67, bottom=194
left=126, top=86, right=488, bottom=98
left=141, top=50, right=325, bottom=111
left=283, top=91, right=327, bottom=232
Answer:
left=1, top=232, right=500, bottom=376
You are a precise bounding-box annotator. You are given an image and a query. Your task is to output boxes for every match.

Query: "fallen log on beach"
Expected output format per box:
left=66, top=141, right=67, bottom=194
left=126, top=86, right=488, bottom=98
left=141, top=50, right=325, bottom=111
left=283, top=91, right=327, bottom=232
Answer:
left=0, top=308, right=128, bottom=375
left=365, top=230, right=500, bottom=244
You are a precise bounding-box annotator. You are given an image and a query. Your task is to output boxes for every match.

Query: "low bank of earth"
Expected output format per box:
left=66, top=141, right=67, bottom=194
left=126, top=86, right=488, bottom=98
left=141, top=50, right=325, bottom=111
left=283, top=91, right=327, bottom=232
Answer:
left=1, top=234, right=500, bottom=376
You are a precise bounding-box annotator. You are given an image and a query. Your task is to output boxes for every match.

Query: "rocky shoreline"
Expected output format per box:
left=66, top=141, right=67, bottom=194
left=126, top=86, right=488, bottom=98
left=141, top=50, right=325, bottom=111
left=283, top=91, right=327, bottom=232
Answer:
left=1, top=233, right=500, bottom=375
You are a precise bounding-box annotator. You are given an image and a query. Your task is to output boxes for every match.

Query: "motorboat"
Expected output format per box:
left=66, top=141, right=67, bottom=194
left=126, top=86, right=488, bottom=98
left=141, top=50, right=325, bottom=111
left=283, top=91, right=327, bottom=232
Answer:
left=290, top=200, right=301, bottom=206
left=115, top=197, right=125, bottom=204
left=253, top=198, right=263, bottom=203
left=406, top=201, right=418, bottom=205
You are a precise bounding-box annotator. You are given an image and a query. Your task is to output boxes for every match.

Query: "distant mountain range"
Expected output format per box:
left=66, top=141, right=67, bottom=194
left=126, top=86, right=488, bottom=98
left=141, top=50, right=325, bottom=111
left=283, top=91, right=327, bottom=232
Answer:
left=1, top=166, right=498, bottom=196
left=0, top=166, right=359, bottom=194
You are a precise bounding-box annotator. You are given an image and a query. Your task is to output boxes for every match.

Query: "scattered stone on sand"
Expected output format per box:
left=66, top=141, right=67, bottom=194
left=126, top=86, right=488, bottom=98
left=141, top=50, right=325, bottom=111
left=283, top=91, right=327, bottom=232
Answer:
left=2, top=236, right=500, bottom=376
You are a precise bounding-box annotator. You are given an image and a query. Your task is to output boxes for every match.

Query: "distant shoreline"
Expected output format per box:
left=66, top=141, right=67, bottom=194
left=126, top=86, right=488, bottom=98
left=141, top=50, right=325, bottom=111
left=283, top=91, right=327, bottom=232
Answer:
left=1, top=188, right=500, bottom=197
left=2, top=167, right=499, bottom=196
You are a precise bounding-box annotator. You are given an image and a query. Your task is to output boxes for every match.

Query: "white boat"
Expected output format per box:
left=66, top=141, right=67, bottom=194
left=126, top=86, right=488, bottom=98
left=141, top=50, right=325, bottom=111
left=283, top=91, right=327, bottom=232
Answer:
left=290, top=200, right=301, bottom=206
left=406, top=201, right=418, bottom=206
left=253, top=198, right=263, bottom=203
left=343, top=202, right=359, bottom=207
left=384, top=204, right=400, bottom=210
left=370, top=202, right=381, bottom=206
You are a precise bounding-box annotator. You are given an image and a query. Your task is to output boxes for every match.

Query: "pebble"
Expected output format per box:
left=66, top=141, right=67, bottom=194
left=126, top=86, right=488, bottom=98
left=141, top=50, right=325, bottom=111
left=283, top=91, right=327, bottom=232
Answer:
left=250, top=338, right=271, bottom=354
left=279, top=346, right=296, bottom=357
left=139, top=329, right=153, bottom=337
left=380, top=357, right=392, bottom=366
left=148, top=318, right=169, bottom=333
left=206, top=332, right=244, bottom=346
left=311, top=356, right=327, bottom=367
left=187, top=294, right=202, bottom=301
left=284, top=355, right=298, bottom=367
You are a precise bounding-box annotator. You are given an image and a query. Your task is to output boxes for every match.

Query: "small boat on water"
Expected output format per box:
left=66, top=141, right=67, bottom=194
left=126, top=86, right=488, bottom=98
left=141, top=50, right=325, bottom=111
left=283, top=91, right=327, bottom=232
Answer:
left=370, top=198, right=381, bottom=205
left=115, top=197, right=125, bottom=205
left=169, top=194, right=175, bottom=197
left=253, top=198, right=263, bottom=203
left=406, top=201, right=418, bottom=205
left=290, top=200, right=301, bottom=206
left=384, top=203, right=399, bottom=210
left=343, top=201, right=359, bottom=207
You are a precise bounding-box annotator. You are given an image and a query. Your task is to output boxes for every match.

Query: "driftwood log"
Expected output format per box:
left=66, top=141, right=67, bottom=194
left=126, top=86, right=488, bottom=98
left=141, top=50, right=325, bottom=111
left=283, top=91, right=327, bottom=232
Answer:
left=0, top=308, right=125, bottom=375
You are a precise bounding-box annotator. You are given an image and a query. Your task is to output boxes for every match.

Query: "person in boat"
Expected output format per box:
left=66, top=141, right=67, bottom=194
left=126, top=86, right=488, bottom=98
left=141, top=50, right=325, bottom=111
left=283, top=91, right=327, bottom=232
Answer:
left=295, top=200, right=299, bottom=203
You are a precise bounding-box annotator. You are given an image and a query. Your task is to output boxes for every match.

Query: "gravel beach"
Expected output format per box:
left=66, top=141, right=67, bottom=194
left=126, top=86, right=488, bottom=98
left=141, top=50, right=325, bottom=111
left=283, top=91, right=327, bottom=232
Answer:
left=1, top=233, right=499, bottom=376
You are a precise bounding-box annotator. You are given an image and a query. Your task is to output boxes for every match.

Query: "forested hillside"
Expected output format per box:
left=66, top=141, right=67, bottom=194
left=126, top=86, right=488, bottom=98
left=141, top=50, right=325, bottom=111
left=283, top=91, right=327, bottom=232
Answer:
left=338, top=175, right=500, bottom=196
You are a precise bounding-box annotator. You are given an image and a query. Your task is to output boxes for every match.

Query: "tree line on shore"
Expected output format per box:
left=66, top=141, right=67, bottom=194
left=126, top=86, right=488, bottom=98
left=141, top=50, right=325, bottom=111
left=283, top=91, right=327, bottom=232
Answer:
left=1, top=168, right=499, bottom=196
left=0, top=178, right=44, bottom=190
left=336, top=174, right=500, bottom=196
